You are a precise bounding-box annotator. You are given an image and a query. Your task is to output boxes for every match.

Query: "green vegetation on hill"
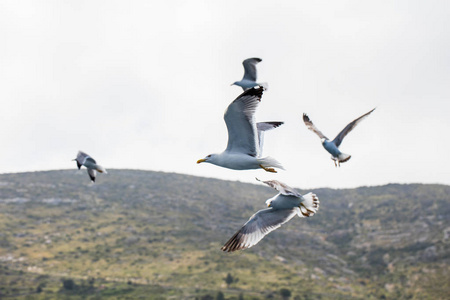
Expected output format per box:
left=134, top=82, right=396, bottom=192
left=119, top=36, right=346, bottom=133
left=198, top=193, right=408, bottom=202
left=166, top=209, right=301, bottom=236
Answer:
left=0, top=170, right=449, bottom=299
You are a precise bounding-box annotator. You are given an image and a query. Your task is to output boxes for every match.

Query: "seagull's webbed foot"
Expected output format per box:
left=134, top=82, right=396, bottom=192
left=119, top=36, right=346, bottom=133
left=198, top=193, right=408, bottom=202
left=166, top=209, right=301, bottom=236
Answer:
left=333, top=160, right=337, bottom=168
left=259, top=165, right=277, bottom=173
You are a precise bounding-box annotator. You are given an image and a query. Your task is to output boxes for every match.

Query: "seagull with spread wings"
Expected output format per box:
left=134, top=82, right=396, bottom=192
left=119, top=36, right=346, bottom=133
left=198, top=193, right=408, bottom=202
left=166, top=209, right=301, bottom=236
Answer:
left=231, top=57, right=268, bottom=91
left=303, top=108, right=376, bottom=167
left=73, top=151, right=107, bottom=182
left=221, top=178, right=319, bottom=252
left=197, top=86, right=283, bottom=173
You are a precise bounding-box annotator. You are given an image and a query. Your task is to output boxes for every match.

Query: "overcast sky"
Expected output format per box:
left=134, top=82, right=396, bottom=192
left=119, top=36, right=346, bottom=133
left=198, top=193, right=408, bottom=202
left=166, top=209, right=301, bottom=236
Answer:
left=1, top=0, right=449, bottom=188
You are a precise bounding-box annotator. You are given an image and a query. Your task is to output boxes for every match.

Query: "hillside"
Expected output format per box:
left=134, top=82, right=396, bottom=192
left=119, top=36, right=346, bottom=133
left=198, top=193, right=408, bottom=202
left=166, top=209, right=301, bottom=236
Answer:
left=0, top=170, right=449, bottom=299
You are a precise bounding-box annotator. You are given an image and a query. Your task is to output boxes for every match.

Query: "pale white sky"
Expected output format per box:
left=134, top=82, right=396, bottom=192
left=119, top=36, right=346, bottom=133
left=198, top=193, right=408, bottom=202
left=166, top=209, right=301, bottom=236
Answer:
left=0, top=0, right=449, bottom=188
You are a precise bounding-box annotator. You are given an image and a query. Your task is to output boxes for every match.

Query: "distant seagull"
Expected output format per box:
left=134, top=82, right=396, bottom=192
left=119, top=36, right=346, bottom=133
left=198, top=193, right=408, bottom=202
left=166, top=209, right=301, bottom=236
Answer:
left=231, top=57, right=268, bottom=90
left=221, top=178, right=319, bottom=252
left=197, top=86, right=284, bottom=173
left=303, top=108, right=376, bottom=167
left=73, top=151, right=107, bottom=182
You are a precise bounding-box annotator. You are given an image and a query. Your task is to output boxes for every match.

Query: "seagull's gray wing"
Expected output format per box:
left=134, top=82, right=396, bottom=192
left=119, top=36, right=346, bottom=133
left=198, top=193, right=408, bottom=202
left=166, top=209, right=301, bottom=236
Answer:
left=256, top=121, right=283, bottom=157
left=332, top=108, right=376, bottom=148
left=76, top=151, right=88, bottom=165
left=87, top=169, right=96, bottom=182
left=242, top=57, right=262, bottom=81
left=76, top=151, right=96, bottom=165
left=224, top=87, right=264, bottom=156
left=256, top=178, right=302, bottom=197
left=221, top=207, right=298, bottom=252
left=77, top=151, right=96, bottom=165
left=85, top=157, right=97, bottom=165
left=303, top=113, right=328, bottom=140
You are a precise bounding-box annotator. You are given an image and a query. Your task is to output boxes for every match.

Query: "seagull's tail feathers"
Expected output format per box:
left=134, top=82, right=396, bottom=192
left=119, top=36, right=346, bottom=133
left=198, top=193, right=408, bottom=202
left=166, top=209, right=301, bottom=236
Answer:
left=297, top=192, right=319, bottom=218
left=337, top=153, right=351, bottom=163
left=258, top=156, right=284, bottom=171
left=96, top=165, right=108, bottom=174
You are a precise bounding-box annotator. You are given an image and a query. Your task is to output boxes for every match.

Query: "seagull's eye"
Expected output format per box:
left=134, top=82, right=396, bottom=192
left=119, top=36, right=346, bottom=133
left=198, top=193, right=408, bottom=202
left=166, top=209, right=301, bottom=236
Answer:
left=207, top=155, right=211, bottom=158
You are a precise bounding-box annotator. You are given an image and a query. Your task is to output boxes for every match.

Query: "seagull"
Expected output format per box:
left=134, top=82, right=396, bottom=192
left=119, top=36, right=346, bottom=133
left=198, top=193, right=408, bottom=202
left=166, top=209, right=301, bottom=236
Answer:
left=73, top=151, right=107, bottom=182
left=303, top=108, right=376, bottom=167
left=197, top=86, right=284, bottom=173
left=221, top=178, right=319, bottom=252
left=231, top=58, right=268, bottom=91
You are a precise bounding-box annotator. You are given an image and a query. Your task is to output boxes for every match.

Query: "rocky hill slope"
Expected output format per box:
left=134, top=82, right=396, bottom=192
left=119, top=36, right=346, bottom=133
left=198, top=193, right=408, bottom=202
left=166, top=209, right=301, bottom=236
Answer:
left=0, top=170, right=449, bottom=299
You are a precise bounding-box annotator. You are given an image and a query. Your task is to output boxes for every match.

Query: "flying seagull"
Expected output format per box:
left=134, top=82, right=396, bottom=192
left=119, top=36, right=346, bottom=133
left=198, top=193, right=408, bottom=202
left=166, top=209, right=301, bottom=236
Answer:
left=231, top=57, right=268, bottom=91
left=303, top=108, right=376, bottom=167
left=197, top=86, right=284, bottom=173
left=221, top=178, right=319, bottom=252
left=73, top=151, right=107, bottom=182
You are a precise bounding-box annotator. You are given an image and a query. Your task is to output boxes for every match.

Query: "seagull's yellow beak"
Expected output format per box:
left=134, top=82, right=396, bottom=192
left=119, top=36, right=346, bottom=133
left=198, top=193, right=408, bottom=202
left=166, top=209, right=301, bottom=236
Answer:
left=197, top=158, right=206, bottom=164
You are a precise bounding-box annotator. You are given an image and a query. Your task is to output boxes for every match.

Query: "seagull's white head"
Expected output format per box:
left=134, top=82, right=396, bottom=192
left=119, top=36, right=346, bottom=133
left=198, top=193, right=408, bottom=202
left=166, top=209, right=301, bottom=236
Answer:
left=197, top=154, right=218, bottom=165
left=265, top=195, right=277, bottom=208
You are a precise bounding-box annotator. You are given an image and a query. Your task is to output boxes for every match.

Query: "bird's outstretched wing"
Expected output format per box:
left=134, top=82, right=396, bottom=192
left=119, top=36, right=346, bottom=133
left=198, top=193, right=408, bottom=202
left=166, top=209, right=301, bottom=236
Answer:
left=242, top=57, right=262, bottom=81
left=302, top=113, right=328, bottom=140
left=256, top=178, right=302, bottom=197
left=87, top=169, right=96, bottom=182
left=85, top=157, right=97, bottom=165
left=256, top=121, right=283, bottom=157
left=76, top=151, right=88, bottom=165
left=76, top=151, right=97, bottom=168
left=332, top=108, right=376, bottom=148
left=76, top=151, right=96, bottom=165
left=224, top=87, right=264, bottom=156
left=221, top=207, right=298, bottom=252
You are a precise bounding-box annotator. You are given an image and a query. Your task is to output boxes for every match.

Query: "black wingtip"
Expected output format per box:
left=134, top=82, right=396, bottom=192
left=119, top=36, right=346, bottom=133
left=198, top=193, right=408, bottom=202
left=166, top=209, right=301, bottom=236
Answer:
left=356, top=107, right=376, bottom=120
left=238, top=85, right=264, bottom=99
left=88, top=173, right=96, bottom=183
left=302, top=113, right=310, bottom=122
left=266, top=121, right=283, bottom=128
left=221, top=231, right=247, bottom=252
left=246, top=57, right=262, bottom=62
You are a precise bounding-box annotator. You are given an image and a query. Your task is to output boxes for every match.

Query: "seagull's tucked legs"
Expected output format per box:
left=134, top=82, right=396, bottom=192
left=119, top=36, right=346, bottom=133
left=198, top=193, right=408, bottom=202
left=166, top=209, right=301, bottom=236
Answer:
left=259, top=165, right=277, bottom=173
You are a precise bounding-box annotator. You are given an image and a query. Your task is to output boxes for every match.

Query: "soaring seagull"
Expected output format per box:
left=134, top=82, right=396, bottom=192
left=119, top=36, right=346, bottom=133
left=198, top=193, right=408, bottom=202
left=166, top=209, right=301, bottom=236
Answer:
left=231, top=58, right=268, bottom=91
left=303, top=108, right=375, bottom=167
left=197, top=86, right=284, bottom=173
left=73, top=151, right=107, bottom=182
left=221, top=179, right=319, bottom=252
